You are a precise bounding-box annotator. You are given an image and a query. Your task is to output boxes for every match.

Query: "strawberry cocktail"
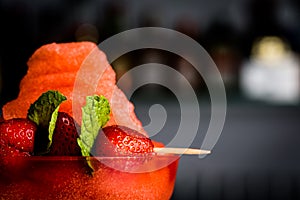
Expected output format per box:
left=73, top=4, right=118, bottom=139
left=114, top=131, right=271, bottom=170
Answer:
left=0, top=42, right=180, bottom=200
left=0, top=155, right=179, bottom=200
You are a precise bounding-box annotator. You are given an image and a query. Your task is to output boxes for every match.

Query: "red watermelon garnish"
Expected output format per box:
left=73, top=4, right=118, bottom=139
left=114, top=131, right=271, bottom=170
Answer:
left=2, top=42, right=146, bottom=136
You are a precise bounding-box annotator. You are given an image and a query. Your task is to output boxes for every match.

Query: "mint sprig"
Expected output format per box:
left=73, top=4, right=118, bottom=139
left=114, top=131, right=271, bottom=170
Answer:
left=77, top=95, right=110, bottom=172
left=48, top=106, right=60, bottom=150
left=77, top=95, right=110, bottom=157
left=27, top=90, right=110, bottom=173
left=27, top=90, right=67, bottom=155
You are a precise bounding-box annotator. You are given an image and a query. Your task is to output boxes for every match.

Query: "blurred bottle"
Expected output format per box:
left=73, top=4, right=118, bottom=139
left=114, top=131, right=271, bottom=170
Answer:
left=240, top=36, right=300, bottom=104
left=210, top=44, right=242, bottom=91
left=203, top=20, right=242, bottom=93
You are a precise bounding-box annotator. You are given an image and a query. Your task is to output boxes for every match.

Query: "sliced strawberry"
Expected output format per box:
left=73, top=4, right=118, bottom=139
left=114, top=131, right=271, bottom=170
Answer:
left=94, top=125, right=154, bottom=156
left=0, top=118, right=37, bottom=155
left=48, top=112, right=81, bottom=156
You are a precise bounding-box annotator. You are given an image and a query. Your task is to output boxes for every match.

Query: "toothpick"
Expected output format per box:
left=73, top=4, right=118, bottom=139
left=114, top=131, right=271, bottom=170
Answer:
left=153, top=147, right=211, bottom=155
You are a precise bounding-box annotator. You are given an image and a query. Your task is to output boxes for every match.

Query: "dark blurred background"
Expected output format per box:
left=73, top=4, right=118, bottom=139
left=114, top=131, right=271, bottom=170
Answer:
left=0, top=0, right=300, bottom=199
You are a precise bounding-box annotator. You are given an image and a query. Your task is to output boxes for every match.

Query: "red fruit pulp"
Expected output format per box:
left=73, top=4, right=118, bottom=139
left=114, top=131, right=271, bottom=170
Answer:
left=0, top=155, right=179, bottom=200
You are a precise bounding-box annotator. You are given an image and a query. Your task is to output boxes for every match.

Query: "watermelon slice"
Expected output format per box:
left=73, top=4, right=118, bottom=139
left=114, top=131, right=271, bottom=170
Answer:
left=2, top=42, right=146, bottom=135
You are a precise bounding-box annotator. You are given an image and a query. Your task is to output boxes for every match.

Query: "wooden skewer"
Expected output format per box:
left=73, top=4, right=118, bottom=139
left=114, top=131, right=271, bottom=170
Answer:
left=153, top=147, right=211, bottom=155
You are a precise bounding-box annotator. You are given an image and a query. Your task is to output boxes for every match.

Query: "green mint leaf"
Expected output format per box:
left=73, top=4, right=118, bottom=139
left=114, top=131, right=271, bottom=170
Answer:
left=27, top=90, right=67, bottom=154
left=47, top=105, right=60, bottom=150
left=77, top=95, right=110, bottom=172
left=78, top=95, right=110, bottom=156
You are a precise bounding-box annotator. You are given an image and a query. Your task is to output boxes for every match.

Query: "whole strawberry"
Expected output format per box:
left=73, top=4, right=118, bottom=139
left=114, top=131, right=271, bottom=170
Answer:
left=0, top=118, right=37, bottom=156
left=48, top=112, right=81, bottom=156
left=94, top=125, right=154, bottom=156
